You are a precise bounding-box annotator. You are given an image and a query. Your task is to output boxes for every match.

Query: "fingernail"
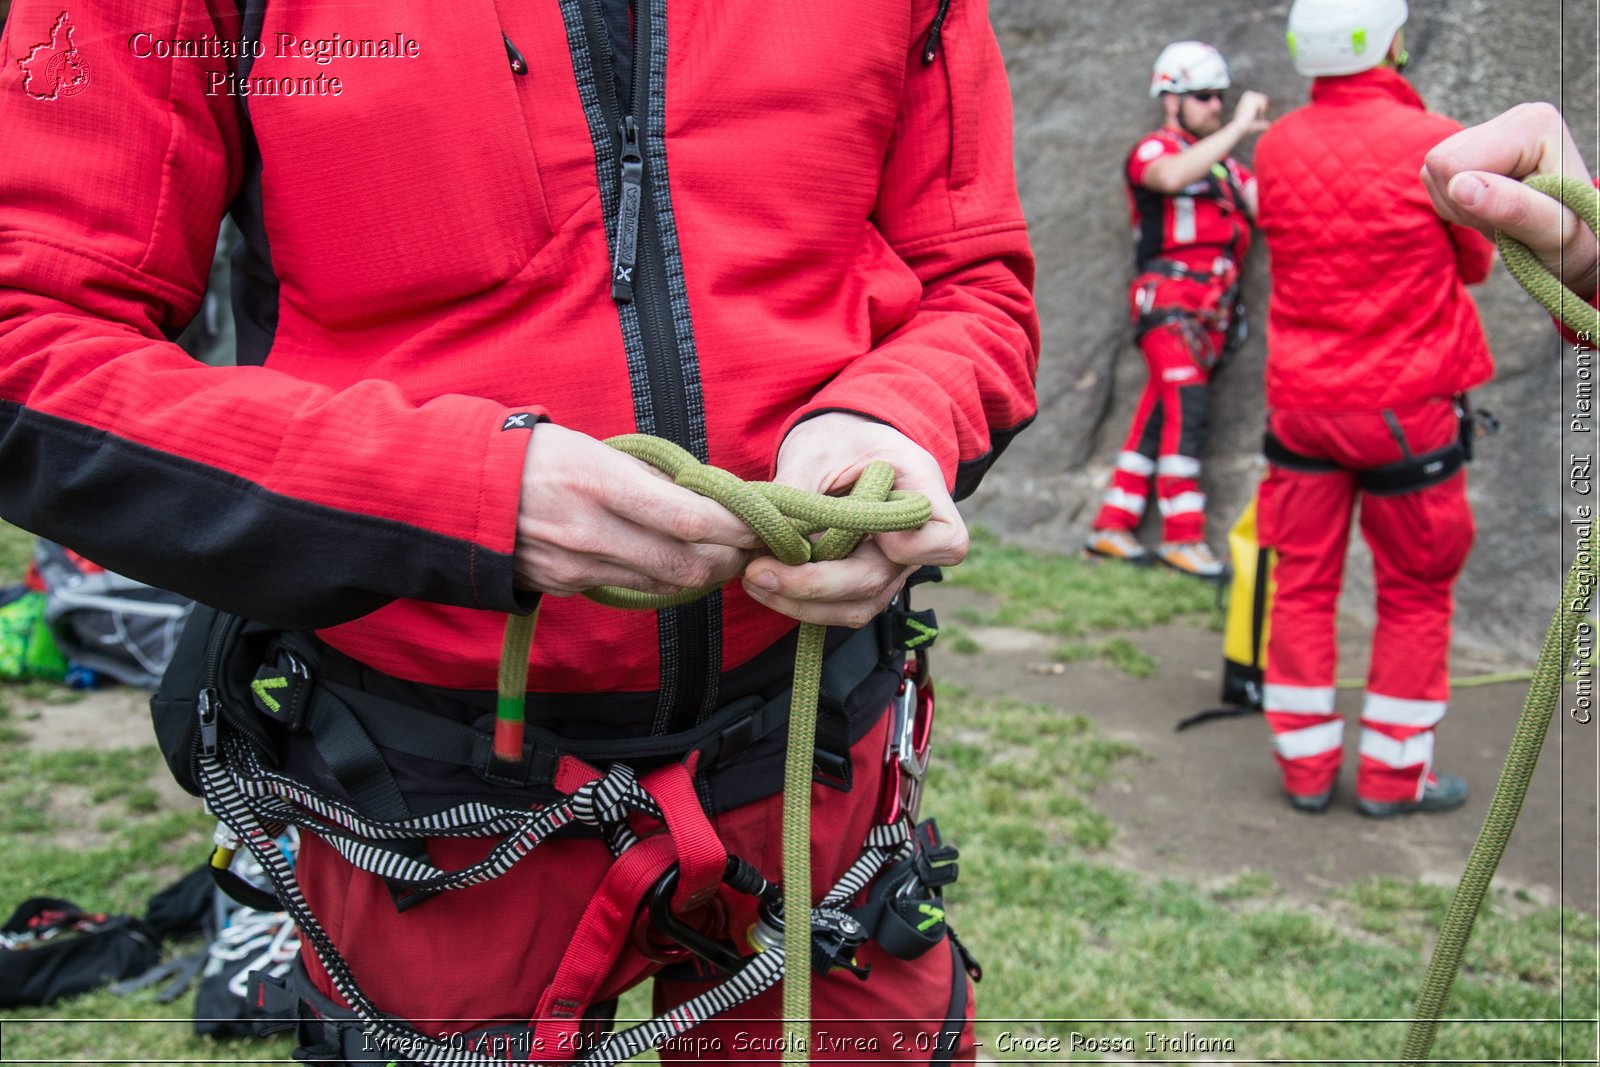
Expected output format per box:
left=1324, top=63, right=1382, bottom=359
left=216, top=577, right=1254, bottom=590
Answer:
left=748, top=572, right=780, bottom=593
left=1448, top=173, right=1488, bottom=208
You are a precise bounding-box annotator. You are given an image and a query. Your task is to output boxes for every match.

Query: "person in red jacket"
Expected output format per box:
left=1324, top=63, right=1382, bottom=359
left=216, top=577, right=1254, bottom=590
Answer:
left=0, top=0, right=1038, bottom=1061
left=1084, top=41, right=1269, bottom=580
left=1254, top=0, right=1493, bottom=817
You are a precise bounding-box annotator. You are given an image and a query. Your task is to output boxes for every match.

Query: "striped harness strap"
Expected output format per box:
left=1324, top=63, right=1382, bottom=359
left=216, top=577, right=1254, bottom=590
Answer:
left=201, top=719, right=917, bottom=1066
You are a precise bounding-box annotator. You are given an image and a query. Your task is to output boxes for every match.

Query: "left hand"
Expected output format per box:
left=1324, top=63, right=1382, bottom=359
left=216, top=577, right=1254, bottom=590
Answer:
left=742, top=413, right=967, bottom=628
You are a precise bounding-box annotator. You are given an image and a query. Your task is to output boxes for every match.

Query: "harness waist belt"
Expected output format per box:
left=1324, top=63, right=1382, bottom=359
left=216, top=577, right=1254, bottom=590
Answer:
left=1262, top=431, right=1466, bottom=496
left=261, top=615, right=895, bottom=829
left=1138, top=255, right=1235, bottom=282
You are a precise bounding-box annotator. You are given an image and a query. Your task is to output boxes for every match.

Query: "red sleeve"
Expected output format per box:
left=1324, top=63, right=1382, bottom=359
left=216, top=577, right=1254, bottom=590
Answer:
left=1126, top=132, right=1181, bottom=191
left=779, top=0, right=1039, bottom=498
left=1450, top=221, right=1495, bottom=286
left=0, top=0, right=535, bottom=628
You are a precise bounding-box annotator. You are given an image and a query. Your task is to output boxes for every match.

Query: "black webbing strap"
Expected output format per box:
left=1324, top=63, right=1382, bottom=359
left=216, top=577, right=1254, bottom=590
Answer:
left=1138, top=256, right=1232, bottom=283
left=1134, top=305, right=1202, bottom=342
left=298, top=685, right=440, bottom=911
left=246, top=642, right=440, bottom=910
left=273, top=617, right=890, bottom=795
left=1262, top=431, right=1343, bottom=473
left=1263, top=432, right=1464, bottom=495
left=1357, top=442, right=1465, bottom=497
left=253, top=962, right=556, bottom=1064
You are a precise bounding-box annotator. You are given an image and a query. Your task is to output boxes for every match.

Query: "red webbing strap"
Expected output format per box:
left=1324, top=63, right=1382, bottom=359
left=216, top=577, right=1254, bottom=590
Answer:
left=643, top=758, right=726, bottom=911
left=553, top=754, right=602, bottom=794
left=531, top=834, right=679, bottom=1062
left=531, top=758, right=726, bottom=1062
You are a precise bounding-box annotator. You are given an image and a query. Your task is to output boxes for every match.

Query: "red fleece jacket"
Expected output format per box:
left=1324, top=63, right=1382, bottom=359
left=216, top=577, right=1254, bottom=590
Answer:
left=0, top=0, right=1038, bottom=698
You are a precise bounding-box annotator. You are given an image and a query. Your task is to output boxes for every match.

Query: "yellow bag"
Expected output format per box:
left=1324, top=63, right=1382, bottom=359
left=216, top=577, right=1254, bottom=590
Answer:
left=1220, top=493, right=1273, bottom=711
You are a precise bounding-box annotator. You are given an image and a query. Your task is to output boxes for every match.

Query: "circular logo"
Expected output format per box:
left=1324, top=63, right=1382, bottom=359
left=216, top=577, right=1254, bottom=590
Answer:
left=44, top=49, right=90, bottom=98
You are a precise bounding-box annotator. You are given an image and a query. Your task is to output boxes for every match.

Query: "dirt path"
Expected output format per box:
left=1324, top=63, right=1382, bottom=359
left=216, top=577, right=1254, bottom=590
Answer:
left=922, top=582, right=1599, bottom=914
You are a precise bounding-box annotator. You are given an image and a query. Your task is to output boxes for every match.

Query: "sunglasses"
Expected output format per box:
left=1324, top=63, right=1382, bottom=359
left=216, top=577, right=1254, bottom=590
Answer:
left=1187, top=91, right=1226, bottom=104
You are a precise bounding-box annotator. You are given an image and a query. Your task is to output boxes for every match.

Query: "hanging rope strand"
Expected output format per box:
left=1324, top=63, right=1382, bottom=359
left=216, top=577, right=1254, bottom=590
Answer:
left=1401, top=173, right=1599, bottom=1065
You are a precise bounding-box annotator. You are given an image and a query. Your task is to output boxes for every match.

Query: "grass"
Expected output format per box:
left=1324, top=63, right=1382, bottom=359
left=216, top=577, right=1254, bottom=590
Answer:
left=926, top=684, right=1599, bottom=1064
left=0, top=520, right=1595, bottom=1064
left=1052, top=636, right=1160, bottom=678
left=942, top=525, right=1220, bottom=678
left=946, top=527, right=1224, bottom=637
left=0, top=517, right=33, bottom=583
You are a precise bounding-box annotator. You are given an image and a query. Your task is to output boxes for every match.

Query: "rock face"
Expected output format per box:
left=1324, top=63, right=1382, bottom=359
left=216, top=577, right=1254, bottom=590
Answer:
left=968, top=0, right=1597, bottom=663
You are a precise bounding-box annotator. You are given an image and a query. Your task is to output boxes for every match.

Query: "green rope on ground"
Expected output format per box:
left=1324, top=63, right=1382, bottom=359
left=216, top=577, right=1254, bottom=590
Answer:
left=497, top=434, right=929, bottom=1063
left=1334, top=669, right=1538, bottom=690
left=1401, top=173, right=1600, bottom=1066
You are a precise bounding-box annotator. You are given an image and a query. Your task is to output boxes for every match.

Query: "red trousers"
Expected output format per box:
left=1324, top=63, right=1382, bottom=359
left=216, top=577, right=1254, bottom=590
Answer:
left=295, top=706, right=975, bottom=1064
left=1257, top=400, right=1475, bottom=803
left=1093, top=272, right=1231, bottom=543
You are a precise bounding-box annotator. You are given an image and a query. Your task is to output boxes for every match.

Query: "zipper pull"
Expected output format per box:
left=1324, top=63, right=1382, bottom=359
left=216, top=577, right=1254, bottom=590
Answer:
left=503, top=31, right=528, bottom=75
left=921, top=0, right=952, bottom=65
left=611, top=115, right=644, bottom=303
left=198, top=687, right=220, bottom=756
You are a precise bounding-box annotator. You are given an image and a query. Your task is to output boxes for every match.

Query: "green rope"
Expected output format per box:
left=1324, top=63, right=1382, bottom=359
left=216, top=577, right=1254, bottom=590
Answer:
left=1401, top=174, right=1599, bottom=1065
left=497, top=434, right=929, bottom=1061
left=1494, top=174, right=1600, bottom=341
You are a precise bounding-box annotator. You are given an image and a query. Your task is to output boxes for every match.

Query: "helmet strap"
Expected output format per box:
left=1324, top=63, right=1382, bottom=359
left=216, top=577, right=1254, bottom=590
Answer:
left=1386, top=29, right=1410, bottom=72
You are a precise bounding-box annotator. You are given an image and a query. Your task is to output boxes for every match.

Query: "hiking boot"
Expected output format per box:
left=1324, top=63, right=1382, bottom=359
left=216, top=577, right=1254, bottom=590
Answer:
left=1286, top=785, right=1334, bottom=814
left=1084, top=528, right=1152, bottom=565
left=1355, top=772, right=1470, bottom=818
left=1156, top=540, right=1226, bottom=580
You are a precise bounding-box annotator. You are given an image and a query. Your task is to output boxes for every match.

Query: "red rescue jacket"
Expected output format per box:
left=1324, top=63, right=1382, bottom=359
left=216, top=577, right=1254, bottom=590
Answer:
left=1125, top=126, right=1254, bottom=274
left=0, top=0, right=1038, bottom=716
left=1254, top=68, right=1493, bottom=412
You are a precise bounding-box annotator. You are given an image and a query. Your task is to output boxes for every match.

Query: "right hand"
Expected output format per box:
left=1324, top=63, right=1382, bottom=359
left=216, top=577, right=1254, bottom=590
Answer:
left=515, top=423, right=761, bottom=597
left=1421, top=102, right=1598, bottom=296
left=1230, top=90, right=1271, bottom=136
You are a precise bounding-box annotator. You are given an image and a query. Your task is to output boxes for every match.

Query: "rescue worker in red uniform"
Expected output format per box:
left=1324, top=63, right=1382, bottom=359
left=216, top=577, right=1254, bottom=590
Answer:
left=1254, top=0, right=1493, bottom=817
left=1085, top=41, right=1269, bottom=579
left=0, top=0, right=1038, bottom=1061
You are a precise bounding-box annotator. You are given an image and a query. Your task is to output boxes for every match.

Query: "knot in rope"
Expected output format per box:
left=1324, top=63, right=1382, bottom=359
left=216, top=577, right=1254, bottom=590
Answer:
left=567, top=763, right=645, bottom=830
left=587, top=434, right=933, bottom=610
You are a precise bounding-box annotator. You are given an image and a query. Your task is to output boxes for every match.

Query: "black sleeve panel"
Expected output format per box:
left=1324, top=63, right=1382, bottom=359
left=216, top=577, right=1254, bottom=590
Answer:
left=952, top=413, right=1035, bottom=502
left=0, top=401, right=533, bottom=630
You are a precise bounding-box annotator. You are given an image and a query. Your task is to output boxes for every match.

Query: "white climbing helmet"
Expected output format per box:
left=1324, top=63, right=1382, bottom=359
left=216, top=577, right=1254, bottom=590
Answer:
left=1148, top=41, right=1232, bottom=99
left=1287, top=0, right=1409, bottom=77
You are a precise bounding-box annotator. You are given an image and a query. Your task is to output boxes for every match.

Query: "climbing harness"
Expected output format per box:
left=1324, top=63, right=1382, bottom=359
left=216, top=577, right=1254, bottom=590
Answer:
left=1401, top=174, right=1599, bottom=1065
left=167, top=434, right=962, bottom=1065
left=1130, top=256, right=1244, bottom=385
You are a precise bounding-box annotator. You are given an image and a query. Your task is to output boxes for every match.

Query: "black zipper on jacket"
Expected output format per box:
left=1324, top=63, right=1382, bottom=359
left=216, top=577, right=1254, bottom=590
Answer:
left=921, top=0, right=952, bottom=64
left=578, top=0, right=713, bottom=730
left=502, top=31, right=528, bottom=75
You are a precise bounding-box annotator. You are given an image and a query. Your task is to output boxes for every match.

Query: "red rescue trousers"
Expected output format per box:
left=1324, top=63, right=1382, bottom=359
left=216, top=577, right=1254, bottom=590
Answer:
left=295, top=707, right=976, bottom=1064
left=1092, top=271, right=1232, bottom=544
left=1257, top=400, right=1474, bottom=804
